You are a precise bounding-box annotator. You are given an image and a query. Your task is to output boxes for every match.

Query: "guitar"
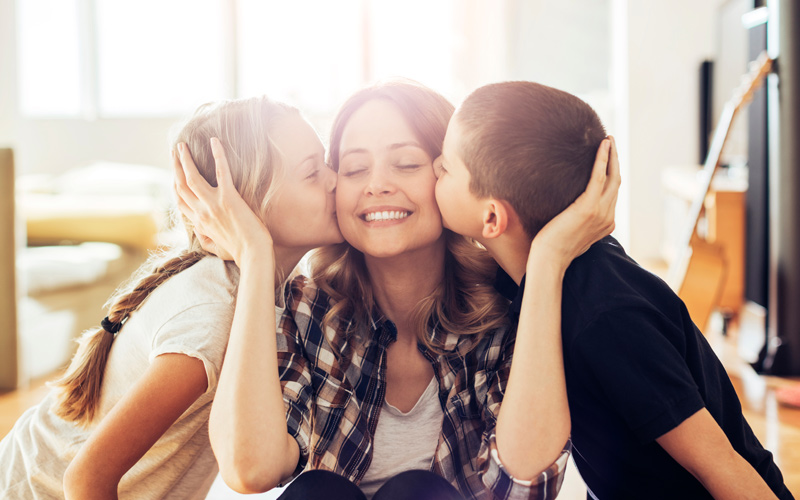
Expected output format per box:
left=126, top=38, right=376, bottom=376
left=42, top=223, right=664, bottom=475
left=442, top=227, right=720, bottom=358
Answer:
left=667, top=52, right=773, bottom=330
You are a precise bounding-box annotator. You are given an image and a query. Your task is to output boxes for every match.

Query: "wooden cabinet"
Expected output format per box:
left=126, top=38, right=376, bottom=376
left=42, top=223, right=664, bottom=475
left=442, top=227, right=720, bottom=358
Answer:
left=661, top=165, right=747, bottom=317
left=0, top=149, right=19, bottom=390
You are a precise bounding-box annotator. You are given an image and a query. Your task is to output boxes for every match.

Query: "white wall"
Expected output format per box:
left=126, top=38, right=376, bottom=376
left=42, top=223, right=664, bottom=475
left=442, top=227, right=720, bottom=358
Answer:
left=612, top=0, right=726, bottom=259
left=2, top=0, right=737, bottom=261
left=0, top=0, right=180, bottom=176
left=16, top=117, right=181, bottom=175
left=507, top=0, right=610, bottom=96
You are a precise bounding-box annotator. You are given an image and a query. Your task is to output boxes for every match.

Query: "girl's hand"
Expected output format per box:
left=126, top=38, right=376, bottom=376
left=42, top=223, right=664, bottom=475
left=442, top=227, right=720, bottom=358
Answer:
left=528, top=137, right=620, bottom=272
left=173, top=138, right=274, bottom=267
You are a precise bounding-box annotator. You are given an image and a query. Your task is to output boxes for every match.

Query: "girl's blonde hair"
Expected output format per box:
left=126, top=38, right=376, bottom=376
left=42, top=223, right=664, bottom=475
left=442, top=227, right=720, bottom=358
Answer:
left=51, top=96, right=297, bottom=426
left=310, top=80, right=509, bottom=351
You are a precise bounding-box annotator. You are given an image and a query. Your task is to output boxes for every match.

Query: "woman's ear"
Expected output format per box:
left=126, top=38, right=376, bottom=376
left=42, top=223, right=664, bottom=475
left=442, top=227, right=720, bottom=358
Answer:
left=481, top=199, right=509, bottom=240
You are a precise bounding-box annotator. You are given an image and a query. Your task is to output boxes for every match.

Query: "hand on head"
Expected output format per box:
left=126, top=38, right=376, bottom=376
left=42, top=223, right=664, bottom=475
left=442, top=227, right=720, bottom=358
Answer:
left=172, top=138, right=274, bottom=267
left=529, top=136, right=621, bottom=269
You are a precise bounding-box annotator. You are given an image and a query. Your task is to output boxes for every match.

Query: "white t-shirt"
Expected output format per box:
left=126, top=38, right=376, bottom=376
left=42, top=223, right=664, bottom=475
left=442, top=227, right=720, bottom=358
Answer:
left=359, top=376, right=444, bottom=498
left=0, top=256, right=240, bottom=500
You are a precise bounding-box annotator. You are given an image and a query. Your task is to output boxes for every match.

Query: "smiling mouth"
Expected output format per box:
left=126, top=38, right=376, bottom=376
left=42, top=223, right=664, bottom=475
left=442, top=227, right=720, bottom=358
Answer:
left=361, top=210, right=412, bottom=222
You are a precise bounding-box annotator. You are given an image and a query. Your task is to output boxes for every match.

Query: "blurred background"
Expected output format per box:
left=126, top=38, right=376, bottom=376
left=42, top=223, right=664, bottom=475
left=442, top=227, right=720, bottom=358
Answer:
left=1, top=0, right=798, bottom=498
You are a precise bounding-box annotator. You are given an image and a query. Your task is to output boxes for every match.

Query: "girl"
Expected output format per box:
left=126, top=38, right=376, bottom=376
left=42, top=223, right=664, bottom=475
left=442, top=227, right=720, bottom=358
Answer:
left=176, top=80, right=619, bottom=499
left=0, top=95, right=342, bottom=499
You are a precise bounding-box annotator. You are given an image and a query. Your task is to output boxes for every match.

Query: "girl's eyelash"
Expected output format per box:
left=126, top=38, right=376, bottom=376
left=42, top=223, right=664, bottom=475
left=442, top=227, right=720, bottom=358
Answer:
left=306, top=169, right=319, bottom=179
left=398, top=164, right=420, bottom=170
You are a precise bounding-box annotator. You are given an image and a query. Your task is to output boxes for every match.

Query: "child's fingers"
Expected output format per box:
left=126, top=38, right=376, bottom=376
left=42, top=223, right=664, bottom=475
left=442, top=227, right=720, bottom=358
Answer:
left=210, top=138, right=235, bottom=192
left=587, top=138, right=612, bottom=199
left=177, top=143, right=214, bottom=198
left=171, top=149, right=186, bottom=184
left=599, top=137, right=621, bottom=221
left=603, top=136, right=622, bottom=196
left=172, top=150, right=200, bottom=209
left=174, top=186, right=197, bottom=221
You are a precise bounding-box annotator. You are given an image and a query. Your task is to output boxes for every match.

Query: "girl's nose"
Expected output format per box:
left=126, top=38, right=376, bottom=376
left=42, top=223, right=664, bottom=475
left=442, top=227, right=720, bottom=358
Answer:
left=322, top=165, right=337, bottom=193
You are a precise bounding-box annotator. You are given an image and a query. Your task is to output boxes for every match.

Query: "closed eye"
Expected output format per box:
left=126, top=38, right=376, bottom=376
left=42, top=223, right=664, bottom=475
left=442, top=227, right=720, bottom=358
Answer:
left=341, top=167, right=367, bottom=177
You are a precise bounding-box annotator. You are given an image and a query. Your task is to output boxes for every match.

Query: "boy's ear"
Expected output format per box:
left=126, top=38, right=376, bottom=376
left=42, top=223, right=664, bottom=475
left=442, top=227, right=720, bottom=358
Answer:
left=481, top=199, right=510, bottom=240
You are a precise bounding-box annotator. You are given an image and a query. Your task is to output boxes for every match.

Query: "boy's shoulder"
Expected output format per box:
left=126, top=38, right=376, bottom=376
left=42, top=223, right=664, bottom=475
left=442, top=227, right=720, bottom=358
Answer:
left=562, top=236, right=681, bottom=333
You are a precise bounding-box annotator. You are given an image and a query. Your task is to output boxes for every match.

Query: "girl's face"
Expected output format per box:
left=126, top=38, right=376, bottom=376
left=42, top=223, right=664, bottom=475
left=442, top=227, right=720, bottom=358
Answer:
left=335, top=99, right=444, bottom=258
left=265, top=113, right=343, bottom=251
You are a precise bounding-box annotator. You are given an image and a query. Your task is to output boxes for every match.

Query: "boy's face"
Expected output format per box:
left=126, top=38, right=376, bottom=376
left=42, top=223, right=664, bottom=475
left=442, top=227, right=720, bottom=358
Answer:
left=434, top=116, right=486, bottom=240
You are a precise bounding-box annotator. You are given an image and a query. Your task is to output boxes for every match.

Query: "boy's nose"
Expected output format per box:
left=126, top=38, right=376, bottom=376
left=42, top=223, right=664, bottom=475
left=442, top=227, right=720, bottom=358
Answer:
left=433, top=155, right=443, bottom=179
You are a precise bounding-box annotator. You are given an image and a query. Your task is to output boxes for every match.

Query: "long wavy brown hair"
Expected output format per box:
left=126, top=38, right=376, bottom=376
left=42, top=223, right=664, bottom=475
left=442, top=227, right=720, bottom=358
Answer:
left=309, top=80, right=509, bottom=351
left=50, top=96, right=296, bottom=426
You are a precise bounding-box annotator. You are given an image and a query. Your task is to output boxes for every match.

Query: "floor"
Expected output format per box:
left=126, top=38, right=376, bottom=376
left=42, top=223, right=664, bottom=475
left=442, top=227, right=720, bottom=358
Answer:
left=1, top=290, right=799, bottom=498
left=2, top=321, right=798, bottom=499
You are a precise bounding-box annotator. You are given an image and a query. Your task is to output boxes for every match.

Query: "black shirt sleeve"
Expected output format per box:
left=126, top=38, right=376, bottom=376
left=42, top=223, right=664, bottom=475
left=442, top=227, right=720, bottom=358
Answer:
left=569, top=308, right=706, bottom=444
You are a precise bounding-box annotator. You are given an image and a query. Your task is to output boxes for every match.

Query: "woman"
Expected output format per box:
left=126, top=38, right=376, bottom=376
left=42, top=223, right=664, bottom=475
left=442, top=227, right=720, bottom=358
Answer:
left=0, top=96, right=342, bottom=499
left=177, top=80, right=619, bottom=499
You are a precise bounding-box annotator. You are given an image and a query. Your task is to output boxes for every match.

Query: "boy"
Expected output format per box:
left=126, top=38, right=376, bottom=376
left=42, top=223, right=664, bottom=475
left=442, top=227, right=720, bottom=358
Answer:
left=435, top=81, right=792, bottom=499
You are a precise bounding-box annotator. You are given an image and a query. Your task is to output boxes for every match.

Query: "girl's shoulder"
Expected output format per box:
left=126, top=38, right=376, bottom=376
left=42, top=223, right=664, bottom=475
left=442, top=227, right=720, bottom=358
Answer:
left=151, top=256, right=239, bottom=309
left=121, top=256, right=239, bottom=338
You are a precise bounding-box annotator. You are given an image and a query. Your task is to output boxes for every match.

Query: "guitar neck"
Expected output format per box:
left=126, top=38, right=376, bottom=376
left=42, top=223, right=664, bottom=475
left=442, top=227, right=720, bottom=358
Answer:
left=677, top=101, right=738, bottom=249
left=667, top=52, right=772, bottom=291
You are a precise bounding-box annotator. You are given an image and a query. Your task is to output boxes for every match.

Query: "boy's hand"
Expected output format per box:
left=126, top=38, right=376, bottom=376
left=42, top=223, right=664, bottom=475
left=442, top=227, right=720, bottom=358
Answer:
left=528, top=137, right=620, bottom=271
left=173, top=138, right=274, bottom=268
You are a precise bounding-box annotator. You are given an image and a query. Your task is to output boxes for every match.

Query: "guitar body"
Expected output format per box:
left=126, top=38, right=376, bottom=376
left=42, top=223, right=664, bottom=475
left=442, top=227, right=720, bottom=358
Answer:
left=678, top=238, right=727, bottom=331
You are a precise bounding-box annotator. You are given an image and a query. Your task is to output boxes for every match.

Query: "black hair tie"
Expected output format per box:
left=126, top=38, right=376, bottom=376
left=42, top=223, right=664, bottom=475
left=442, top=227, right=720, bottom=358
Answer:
left=101, top=316, right=123, bottom=334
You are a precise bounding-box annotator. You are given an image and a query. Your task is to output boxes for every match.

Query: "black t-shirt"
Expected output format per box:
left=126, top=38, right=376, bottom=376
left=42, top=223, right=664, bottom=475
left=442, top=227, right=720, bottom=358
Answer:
left=497, top=237, right=792, bottom=500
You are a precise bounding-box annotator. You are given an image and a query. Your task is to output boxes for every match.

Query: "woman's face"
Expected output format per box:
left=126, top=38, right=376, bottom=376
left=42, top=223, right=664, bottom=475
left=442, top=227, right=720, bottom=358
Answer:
left=335, top=99, right=444, bottom=258
left=265, top=113, right=343, bottom=251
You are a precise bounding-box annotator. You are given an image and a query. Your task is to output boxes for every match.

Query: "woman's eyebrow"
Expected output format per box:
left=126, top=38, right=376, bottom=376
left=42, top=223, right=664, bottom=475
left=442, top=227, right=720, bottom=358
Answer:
left=389, top=141, right=423, bottom=151
left=340, top=142, right=422, bottom=160
left=340, top=147, right=369, bottom=160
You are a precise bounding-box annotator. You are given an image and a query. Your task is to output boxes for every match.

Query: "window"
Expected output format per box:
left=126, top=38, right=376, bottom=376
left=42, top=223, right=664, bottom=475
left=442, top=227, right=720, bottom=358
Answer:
left=17, top=0, right=82, bottom=117
left=17, top=0, right=459, bottom=118
left=367, top=0, right=455, bottom=95
left=95, top=0, right=229, bottom=116
left=236, top=0, right=363, bottom=114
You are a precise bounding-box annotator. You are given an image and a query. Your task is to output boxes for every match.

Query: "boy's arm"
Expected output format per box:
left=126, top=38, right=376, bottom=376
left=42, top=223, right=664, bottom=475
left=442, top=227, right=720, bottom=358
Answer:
left=656, top=408, right=779, bottom=500
left=63, top=353, right=208, bottom=500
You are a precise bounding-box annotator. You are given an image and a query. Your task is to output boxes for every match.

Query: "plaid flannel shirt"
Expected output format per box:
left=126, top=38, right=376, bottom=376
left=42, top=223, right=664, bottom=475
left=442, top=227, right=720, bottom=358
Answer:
left=276, top=276, right=570, bottom=499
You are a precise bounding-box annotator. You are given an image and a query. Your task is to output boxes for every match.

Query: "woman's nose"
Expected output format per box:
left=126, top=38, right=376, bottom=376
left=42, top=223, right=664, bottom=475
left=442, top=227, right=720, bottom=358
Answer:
left=366, top=166, right=394, bottom=196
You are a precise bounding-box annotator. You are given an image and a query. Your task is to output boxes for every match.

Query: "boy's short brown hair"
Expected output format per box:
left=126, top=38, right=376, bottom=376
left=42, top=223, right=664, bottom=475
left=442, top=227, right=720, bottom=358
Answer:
left=456, top=81, right=606, bottom=237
